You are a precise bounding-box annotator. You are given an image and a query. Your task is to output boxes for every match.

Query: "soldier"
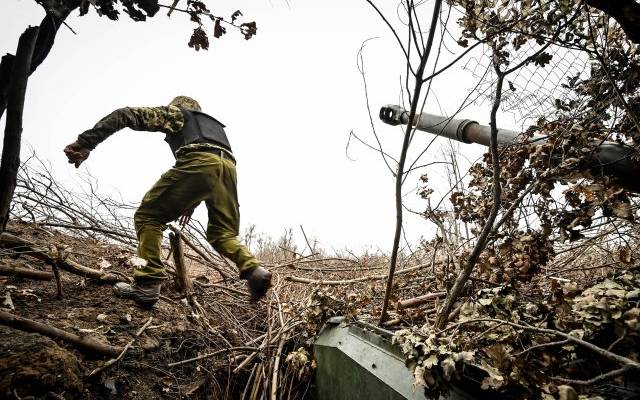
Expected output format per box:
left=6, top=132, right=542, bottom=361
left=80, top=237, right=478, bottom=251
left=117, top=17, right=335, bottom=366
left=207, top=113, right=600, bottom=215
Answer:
left=63, top=96, right=272, bottom=308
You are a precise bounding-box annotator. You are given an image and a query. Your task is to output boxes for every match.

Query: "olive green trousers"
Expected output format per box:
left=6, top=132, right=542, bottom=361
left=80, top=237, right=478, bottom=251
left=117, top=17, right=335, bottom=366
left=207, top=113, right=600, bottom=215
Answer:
left=132, top=151, right=259, bottom=282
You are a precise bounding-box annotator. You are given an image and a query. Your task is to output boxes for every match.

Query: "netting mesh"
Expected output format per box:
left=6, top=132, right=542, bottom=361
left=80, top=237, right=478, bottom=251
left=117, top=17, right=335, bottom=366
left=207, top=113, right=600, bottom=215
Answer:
left=461, top=38, right=592, bottom=126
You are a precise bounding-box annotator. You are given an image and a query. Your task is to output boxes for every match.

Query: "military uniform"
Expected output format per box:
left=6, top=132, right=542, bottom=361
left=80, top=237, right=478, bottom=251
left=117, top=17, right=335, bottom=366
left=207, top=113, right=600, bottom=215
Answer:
left=75, top=101, right=260, bottom=282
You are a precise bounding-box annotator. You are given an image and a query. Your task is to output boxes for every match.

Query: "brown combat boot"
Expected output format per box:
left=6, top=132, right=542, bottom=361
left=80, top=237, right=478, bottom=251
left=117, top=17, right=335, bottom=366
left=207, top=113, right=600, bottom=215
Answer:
left=113, top=280, right=161, bottom=309
left=242, top=266, right=272, bottom=301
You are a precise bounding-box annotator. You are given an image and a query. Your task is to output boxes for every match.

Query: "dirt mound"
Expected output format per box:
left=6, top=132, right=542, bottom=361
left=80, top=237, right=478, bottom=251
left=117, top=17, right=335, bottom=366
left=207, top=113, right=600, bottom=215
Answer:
left=0, top=330, right=83, bottom=398
left=0, top=221, right=325, bottom=399
left=0, top=221, right=234, bottom=399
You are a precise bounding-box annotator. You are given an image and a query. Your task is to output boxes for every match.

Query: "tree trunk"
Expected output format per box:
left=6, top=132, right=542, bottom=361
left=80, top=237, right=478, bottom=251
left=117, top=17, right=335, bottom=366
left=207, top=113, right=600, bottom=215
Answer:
left=0, top=1, right=79, bottom=120
left=0, top=27, right=39, bottom=232
left=0, top=54, right=15, bottom=121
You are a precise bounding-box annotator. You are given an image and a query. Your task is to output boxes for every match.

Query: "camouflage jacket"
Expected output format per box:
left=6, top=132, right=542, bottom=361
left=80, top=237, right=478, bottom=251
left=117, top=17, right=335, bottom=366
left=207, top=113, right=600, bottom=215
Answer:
left=76, top=106, right=184, bottom=150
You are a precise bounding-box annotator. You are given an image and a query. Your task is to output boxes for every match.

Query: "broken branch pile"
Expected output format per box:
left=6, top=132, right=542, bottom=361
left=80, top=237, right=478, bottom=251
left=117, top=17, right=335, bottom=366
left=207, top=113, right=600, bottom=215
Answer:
left=1, top=158, right=440, bottom=399
left=3, top=158, right=640, bottom=400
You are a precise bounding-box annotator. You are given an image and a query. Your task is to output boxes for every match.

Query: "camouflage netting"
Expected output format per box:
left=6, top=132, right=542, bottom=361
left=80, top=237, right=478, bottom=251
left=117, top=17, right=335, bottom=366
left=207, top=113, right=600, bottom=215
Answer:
left=399, top=0, right=640, bottom=398
left=393, top=269, right=640, bottom=399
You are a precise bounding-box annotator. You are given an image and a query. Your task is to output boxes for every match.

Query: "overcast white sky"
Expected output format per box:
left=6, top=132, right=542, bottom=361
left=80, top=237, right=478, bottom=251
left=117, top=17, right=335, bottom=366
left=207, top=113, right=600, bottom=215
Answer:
left=0, top=0, right=511, bottom=252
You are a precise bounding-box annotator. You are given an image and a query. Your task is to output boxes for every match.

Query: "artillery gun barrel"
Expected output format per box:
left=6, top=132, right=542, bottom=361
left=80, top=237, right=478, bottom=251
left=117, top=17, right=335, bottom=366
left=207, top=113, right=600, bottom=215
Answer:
left=379, top=104, right=640, bottom=194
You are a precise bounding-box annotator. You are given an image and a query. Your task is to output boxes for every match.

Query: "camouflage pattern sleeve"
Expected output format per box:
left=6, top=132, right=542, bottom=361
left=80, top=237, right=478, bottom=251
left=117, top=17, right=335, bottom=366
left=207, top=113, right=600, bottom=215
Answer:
left=76, top=105, right=184, bottom=150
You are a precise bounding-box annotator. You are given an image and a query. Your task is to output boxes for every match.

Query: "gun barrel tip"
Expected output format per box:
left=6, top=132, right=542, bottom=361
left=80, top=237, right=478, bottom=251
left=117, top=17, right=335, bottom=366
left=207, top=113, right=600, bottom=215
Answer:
left=379, top=104, right=405, bottom=126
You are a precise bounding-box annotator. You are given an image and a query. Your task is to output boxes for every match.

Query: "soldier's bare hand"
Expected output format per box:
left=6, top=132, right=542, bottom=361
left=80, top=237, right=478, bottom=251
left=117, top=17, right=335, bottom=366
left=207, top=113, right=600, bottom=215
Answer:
left=64, top=141, right=91, bottom=168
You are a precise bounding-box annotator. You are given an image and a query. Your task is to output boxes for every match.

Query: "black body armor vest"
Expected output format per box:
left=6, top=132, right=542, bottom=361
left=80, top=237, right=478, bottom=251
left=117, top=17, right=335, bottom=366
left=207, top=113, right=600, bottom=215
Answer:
left=164, top=109, right=232, bottom=154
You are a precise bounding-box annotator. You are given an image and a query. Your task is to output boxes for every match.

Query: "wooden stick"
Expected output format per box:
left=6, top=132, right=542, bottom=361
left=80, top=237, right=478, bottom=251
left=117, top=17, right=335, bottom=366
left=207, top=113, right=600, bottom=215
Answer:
left=443, top=318, right=640, bottom=369
left=37, top=222, right=136, bottom=241
left=88, top=316, right=154, bottom=377
left=0, top=232, right=124, bottom=283
left=194, top=281, right=248, bottom=297
left=242, top=364, right=258, bottom=400
left=0, top=310, right=122, bottom=357
left=51, top=261, right=63, bottom=299
left=285, top=263, right=428, bottom=285
left=381, top=318, right=402, bottom=327
left=447, top=303, right=463, bottom=323
left=168, top=346, right=256, bottom=367
left=263, top=302, right=273, bottom=399
left=250, top=363, right=263, bottom=400
left=234, top=315, right=273, bottom=374
left=0, top=264, right=52, bottom=280
left=169, top=231, right=192, bottom=296
left=232, top=321, right=302, bottom=373
left=270, top=335, right=286, bottom=400
left=269, top=253, right=318, bottom=270
left=168, top=225, right=232, bottom=281
left=515, top=339, right=570, bottom=357
left=299, top=225, right=313, bottom=254
left=552, top=365, right=633, bottom=386
left=397, top=291, right=446, bottom=310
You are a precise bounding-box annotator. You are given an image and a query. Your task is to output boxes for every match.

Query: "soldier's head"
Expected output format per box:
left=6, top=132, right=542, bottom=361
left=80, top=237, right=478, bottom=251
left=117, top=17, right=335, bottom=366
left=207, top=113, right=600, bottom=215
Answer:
left=169, top=96, right=202, bottom=112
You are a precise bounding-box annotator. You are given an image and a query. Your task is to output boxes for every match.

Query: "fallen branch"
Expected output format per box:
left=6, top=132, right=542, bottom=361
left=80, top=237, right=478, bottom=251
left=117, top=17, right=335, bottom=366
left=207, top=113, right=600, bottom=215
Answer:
left=269, top=253, right=320, bottom=270
left=270, top=335, right=287, bottom=400
left=397, top=291, right=446, bottom=310
left=233, top=321, right=302, bottom=373
left=552, top=365, right=634, bottom=386
left=0, top=309, right=122, bottom=357
left=38, top=222, right=136, bottom=241
left=443, top=318, right=640, bottom=370
left=0, top=232, right=125, bottom=283
left=286, top=263, right=429, bottom=285
left=51, top=260, right=62, bottom=298
left=447, top=303, right=463, bottom=323
left=194, top=281, right=248, bottom=297
left=242, top=364, right=258, bottom=399
left=88, top=316, right=154, bottom=377
left=381, top=318, right=402, bottom=327
left=0, top=264, right=53, bottom=280
left=168, top=346, right=256, bottom=368
left=515, top=339, right=570, bottom=357
left=290, top=265, right=385, bottom=272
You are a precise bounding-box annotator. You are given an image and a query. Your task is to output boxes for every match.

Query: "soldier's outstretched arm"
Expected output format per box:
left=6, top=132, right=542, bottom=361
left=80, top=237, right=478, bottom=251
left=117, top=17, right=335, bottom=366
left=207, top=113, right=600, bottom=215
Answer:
left=63, top=106, right=185, bottom=168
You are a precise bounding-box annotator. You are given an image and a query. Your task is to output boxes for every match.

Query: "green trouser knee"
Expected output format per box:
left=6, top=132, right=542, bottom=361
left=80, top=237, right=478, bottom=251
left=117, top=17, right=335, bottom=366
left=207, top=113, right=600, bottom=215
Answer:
left=133, top=151, right=260, bottom=282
